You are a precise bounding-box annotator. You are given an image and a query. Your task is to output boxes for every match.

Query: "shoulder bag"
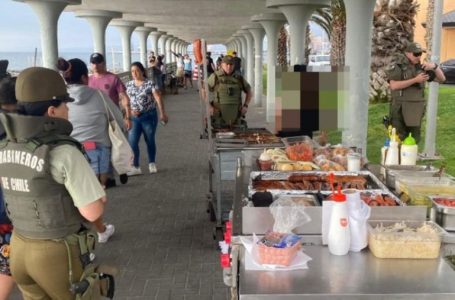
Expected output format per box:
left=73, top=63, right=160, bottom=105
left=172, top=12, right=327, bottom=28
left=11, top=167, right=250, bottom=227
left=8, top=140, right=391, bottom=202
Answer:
left=98, top=91, right=133, bottom=175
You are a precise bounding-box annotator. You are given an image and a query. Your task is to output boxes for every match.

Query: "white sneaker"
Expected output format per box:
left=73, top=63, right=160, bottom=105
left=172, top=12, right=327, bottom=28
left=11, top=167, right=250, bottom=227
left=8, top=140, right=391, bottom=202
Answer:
left=149, top=163, right=157, bottom=174
left=98, top=224, right=115, bottom=243
left=127, top=166, right=142, bottom=176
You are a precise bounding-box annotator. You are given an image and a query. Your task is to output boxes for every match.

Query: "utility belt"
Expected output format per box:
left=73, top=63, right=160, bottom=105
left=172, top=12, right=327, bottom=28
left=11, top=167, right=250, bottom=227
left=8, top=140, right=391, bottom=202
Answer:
left=62, top=228, right=116, bottom=300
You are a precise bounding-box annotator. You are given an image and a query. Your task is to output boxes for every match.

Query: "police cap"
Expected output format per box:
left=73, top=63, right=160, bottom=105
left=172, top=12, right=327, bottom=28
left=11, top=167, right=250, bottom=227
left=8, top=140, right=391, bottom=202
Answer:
left=405, top=42, right=426, bottom=54
left=222, top=55, right=235, bottom=65
left=15, top=67, right=73, bottom=103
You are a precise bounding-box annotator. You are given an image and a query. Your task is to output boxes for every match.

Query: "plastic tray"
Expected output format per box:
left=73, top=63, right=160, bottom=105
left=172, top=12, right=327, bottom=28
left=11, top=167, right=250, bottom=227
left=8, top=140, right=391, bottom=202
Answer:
left=368, top=220, right=444, bottom=259
left=256, top=233, right=301, bottom=266
left=396, top=177, right=455, bottom=195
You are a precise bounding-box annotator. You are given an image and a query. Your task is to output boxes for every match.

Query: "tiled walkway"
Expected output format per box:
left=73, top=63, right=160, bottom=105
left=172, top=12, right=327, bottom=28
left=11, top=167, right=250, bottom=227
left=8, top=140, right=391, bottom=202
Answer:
left=9, top=86, right=267, bottom=300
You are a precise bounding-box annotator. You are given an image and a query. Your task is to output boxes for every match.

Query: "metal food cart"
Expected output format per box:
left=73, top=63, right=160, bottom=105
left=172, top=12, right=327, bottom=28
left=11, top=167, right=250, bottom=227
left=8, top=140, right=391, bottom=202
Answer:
left=222, top=158, right=455, bottom=300
left=206, top=130, right=283, bottom=239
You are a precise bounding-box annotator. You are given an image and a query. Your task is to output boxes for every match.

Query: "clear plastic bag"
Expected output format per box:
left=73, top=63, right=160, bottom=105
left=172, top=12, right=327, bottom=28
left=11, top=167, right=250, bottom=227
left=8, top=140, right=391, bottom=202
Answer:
left=269, top=196, right=312, bottom=234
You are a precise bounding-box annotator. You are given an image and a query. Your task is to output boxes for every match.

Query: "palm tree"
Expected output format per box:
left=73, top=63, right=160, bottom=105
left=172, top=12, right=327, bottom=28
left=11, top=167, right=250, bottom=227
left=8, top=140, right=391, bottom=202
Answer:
left=329, top=0, right=346, bottom=67
left=278, top=25, right=288, bottom=68
left=370, top=0, right=419, bottom=103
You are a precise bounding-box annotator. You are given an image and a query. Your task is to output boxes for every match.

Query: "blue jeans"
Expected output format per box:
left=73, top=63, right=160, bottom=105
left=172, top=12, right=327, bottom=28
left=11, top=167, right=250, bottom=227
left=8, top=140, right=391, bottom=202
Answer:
left=128, top=109, right=158, bottom=167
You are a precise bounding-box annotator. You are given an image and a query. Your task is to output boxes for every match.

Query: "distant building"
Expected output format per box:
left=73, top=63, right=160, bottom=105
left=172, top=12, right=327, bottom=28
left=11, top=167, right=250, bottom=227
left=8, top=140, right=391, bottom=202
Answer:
left=414, top=0, right=455, bottom=62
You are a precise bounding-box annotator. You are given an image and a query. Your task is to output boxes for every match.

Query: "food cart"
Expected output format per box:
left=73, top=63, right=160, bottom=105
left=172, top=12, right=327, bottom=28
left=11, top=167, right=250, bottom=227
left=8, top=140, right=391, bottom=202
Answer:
left=206, top=129, right=283, bottom=238
left=220, top=154, right=455, bottom=300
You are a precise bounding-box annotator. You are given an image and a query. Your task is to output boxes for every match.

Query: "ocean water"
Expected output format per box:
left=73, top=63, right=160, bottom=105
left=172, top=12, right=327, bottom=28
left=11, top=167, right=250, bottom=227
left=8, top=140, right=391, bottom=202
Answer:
left=0, top=51, right=142, bottom=73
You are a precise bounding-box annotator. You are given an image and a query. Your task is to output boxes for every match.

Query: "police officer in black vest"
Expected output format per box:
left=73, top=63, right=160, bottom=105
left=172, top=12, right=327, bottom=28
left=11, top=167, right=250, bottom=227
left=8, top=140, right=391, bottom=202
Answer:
left=0, top=67, right=110, bottom=299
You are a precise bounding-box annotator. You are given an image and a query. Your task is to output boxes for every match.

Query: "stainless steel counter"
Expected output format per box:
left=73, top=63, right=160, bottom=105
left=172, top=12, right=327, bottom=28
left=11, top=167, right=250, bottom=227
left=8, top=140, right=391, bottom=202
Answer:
left=239, top=245, right=455, bottom=299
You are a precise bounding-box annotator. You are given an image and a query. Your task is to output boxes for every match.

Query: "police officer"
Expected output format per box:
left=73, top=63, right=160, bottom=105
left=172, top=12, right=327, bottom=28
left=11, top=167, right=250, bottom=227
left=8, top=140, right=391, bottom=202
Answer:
left=0, top=67, right=108, bottom=299
left=386, top=42, right=446, bottom=143
left=207, top=55, right=252, bottom=128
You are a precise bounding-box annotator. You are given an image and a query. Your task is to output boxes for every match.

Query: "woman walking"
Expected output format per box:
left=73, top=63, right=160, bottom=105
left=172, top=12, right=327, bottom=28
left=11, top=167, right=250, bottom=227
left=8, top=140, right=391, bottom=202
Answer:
left=57, top=58, right=120, bottom=243
left=126, top=62, right=168, bottom=175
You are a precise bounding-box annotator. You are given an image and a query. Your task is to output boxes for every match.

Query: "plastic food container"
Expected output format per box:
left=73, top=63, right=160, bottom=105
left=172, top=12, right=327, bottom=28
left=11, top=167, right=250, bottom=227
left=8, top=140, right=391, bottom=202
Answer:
left=385, top=165, right=437, bottom=189
left=256, top=233, right=302, bottom=266
left=256, top=241, right=301, bottom=266
left=368, top=221, right=443, bottom=259
left=368, top=220, right=444, bottom=259
left=281, top=135, right=317, bottom=148
left=395, top=177, right=455, bottom=195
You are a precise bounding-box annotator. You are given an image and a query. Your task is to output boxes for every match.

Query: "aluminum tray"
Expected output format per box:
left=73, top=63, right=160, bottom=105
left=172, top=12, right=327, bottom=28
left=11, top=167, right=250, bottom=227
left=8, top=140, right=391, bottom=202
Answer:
left=213, top=127, right=284, bottom=149
left=248, top=170, right=403, bottom=206
left=249, top=170, right=388, bottom=192
left=430, top=196, right=455, bottom=231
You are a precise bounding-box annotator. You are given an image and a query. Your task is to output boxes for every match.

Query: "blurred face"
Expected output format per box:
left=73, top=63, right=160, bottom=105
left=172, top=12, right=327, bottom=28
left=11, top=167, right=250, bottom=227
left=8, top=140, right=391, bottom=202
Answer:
left=131, top=65, right=144, bottom=81
left=405, top=51, right=421, bottom=65
left=91, top=61, right=106, bottom=74
left=47, top=102, right=68, bottom=120
left=221, top=62, right=234, bottom=75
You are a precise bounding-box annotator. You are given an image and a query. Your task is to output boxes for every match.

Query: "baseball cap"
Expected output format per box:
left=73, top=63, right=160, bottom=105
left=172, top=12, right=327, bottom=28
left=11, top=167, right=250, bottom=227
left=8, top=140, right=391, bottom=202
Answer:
left=222, top=55, right=235, bottom=65
left=405, top=42, right=426, bottom=54
left=15, top=67, right=73, bottom=103
left=90, top=52, right=105, bottom=64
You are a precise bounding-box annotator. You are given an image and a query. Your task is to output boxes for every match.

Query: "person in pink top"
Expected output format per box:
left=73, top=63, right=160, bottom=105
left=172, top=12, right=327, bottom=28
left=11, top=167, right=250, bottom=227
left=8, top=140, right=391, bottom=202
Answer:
left=88, top=52, right=131, bottom=130
left=89, top=53, right=132, bottom=187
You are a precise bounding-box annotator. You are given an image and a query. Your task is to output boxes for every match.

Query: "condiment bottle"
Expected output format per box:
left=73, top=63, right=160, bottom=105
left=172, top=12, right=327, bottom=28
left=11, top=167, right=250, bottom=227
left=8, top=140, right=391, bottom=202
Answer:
left=380, top=138, right=390, bottom=178
left=381, top=139, right=390, bottom=166
left=328, top=188, right=351, bottom=256
left=400, top=133, right=418, bottom=166
left=385, top=128, right=399, bottom=166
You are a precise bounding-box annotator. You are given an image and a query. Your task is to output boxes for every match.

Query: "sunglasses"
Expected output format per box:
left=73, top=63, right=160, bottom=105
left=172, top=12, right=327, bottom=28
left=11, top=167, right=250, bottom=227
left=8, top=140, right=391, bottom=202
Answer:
left=413, top=52, right=422, bottom=57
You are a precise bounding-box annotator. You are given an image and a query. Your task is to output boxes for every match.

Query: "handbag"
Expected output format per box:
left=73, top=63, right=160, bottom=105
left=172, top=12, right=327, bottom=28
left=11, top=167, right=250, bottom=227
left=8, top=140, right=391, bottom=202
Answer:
left=98, top=91, right=133, bottom=174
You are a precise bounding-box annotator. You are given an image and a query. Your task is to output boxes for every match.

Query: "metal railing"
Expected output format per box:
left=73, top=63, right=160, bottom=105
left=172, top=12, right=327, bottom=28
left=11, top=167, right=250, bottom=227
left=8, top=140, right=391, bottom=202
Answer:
left=116, top=62, right=177, bottom=85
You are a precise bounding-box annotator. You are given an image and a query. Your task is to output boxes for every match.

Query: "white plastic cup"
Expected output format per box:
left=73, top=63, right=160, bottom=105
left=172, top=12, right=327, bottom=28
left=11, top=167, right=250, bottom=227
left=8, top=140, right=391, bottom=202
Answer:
left=347, top=153, right=361, bottom=172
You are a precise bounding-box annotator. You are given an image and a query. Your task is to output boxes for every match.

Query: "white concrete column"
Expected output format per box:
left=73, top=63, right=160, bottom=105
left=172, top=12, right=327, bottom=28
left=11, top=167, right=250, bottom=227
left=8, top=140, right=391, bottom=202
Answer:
left=248, top=23, right=265, bottom=107
left=149, top=31, right=163, bottom=56
left=252, top=13, right=286, bottom=123
left=266, top=0, right=330, bottom=66
left=234, top=34, right=247, bottom=62
left=342, top=0, right=376, bottom=154
left=424, top=0, right=444, bottom=157
left=75, top=10, right=121, bottom=57
left=239, top=28, right=255, bottom=92
left=135, top=26, right=152, bottom=67
left=165, top=35, right=174, bottom=64
left=233, top=39, right=241, bottom=56
left=159, top=34, right=168, bottom=57
left=171, top=39, right=179, bottom=61
left=169, top=38, right=176, bottom=62
left=110, top=20, right=143, bottom=72
left=15, top=0, right=81, bottom=69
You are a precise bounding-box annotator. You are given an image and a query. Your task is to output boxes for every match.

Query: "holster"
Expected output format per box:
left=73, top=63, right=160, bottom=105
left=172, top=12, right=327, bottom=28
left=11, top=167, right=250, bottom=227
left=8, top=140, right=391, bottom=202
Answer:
left=65, top=230, right=117, bottom=300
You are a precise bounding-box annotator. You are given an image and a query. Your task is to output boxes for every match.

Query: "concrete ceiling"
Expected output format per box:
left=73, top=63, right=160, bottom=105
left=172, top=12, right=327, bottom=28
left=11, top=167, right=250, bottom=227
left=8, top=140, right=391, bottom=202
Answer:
left=66, top=0, right=275, bottom=44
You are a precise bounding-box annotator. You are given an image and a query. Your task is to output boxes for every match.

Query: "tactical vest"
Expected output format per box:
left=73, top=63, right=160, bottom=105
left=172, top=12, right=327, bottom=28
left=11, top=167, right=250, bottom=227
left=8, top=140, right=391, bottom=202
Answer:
left=213, top=70, right=244, bottom=106
left=0, top=113, right=84, bottom=239
left=390, top=54, right=425, bottom=103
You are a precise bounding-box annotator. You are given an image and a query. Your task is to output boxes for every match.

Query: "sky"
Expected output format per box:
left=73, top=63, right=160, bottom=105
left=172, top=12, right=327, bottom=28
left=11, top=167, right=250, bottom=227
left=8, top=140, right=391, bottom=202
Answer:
left=0, top=0, right=326, bottom=53
left=0, top=0, right=123, bottom=52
